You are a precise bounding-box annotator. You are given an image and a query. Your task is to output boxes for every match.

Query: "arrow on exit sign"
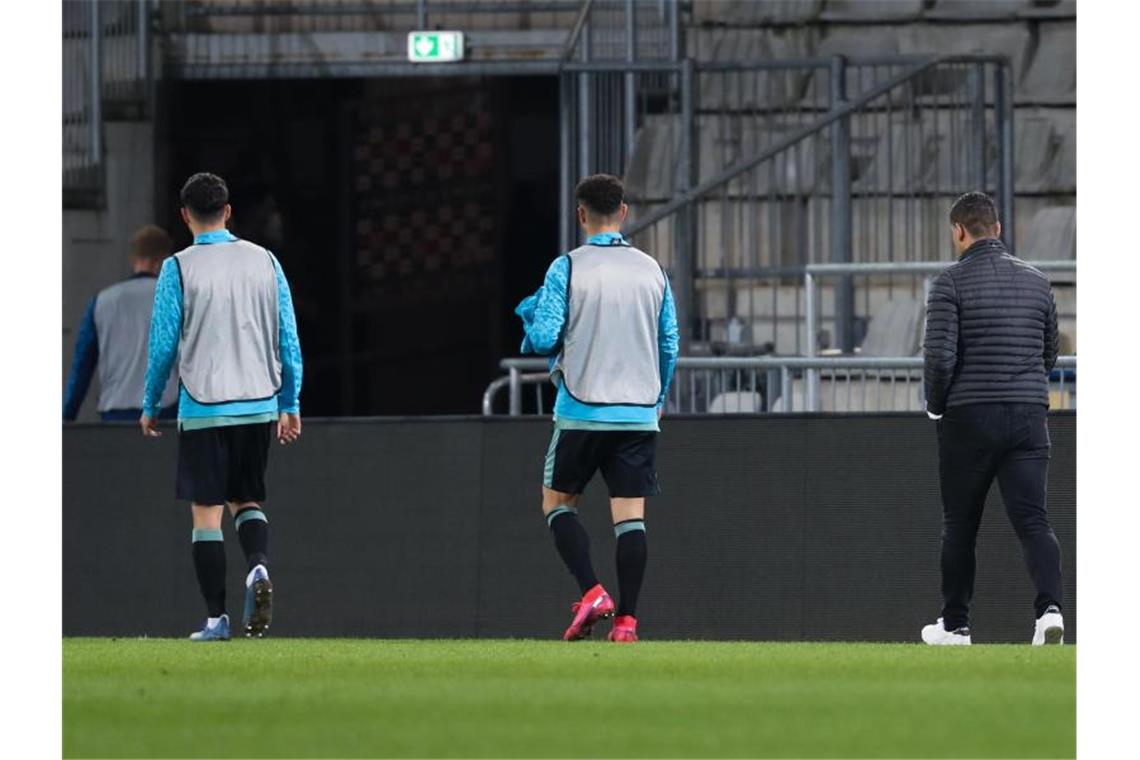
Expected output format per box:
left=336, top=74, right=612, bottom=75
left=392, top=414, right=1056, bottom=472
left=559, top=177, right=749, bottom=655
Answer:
left=407, top=31, right=465, bottom=63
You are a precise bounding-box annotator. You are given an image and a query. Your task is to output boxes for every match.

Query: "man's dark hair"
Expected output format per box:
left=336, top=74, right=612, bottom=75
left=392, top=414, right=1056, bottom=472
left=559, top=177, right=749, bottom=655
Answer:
left=949, top=191, right=1000, bottom=238
left=129, top=224, right=172, bottom=262
left=575, top=174, right=625, bottom=217
left=180, top=172, right=230, bottom=222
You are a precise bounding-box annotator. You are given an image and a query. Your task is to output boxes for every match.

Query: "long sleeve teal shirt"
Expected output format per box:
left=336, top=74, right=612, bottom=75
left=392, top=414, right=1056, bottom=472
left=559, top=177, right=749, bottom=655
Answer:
left=518, top=232, right=680, bottom=424
left=142, top=230, right=303, bottom=421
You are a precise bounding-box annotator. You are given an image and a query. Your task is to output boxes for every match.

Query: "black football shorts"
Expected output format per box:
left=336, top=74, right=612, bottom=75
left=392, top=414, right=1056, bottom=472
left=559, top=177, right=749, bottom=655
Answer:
left=176, top=422, right=274, bottom=504
left=543, top=426, right=659, bottom=498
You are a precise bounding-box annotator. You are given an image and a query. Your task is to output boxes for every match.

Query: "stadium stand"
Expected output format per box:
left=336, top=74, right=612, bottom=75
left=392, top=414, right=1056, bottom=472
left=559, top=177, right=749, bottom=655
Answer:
left=64, top=1, right=1076, bottom=415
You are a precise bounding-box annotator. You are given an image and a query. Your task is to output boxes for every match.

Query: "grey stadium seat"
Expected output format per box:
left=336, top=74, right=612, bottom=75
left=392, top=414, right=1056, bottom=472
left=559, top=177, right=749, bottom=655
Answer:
left=1015, top=108, right=1075, bottom=193
left=903, top=24, right=1033, bottom=85
left=1018, top=22, right=1075, bottom=104
left=690, top=28, right=817, bottom=109
left=854, top=115, right=998, bottom=195
left=708, top=391, right=764, bottom=414
left=859, top=297, right=924, bottom=357
left=1018, top=206, right=1076, bottom=261
left=624, top=115, right=682, bottom=202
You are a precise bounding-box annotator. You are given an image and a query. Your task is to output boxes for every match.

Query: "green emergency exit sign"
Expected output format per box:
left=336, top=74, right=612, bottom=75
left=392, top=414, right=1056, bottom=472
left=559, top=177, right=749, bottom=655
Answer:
left=407, top=31, right=465, bottom=63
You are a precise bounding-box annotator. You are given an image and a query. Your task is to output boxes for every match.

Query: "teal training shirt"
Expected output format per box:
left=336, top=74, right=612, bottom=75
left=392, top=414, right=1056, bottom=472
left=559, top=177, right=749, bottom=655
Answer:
left=522, top=232, right=680, bottom=425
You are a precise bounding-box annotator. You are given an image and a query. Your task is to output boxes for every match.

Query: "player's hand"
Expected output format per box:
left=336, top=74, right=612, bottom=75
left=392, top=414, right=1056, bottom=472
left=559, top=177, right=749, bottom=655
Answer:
left=140, top=414, right=161, bottom=438
left=657, top=404, right=665, bottom=420
left=278, top=412, right=302, bottom=445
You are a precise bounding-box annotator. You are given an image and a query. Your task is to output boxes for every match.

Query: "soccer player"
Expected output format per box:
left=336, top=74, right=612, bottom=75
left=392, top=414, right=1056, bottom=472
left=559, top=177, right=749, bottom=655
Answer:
left=518, top=174, right=679, bottom=643
left=141, top=172, right=303, bottom=641
left=921, top=192, right=1064, bottom=646
left=63, top=225, right=178, bottom=421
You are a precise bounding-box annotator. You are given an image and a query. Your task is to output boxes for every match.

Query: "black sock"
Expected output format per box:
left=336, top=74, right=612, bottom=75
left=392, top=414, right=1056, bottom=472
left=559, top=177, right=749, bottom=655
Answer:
left=547, top=507, right=598, bottom=594
left=191, top=529, right=227, bottom=618
left=235, top=507, right=270, bottom=571
left=615, top=521, right=647, bottom=617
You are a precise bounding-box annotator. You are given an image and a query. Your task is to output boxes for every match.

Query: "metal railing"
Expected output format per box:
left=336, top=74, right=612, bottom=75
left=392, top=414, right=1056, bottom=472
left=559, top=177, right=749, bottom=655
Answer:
left=802, top=259, right=1077, bottom=409
left=483, top=355, right=1077, bottom=416
left=63, top=0, right=154, bottom=207
left=614, top=54, right=1017, bottom=357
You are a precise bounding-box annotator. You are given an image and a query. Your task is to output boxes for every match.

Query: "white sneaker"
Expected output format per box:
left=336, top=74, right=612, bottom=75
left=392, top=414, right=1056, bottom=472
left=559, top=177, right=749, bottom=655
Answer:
left=1032, top=606, right=1064, bottom=645
left=921, top=618, right=972, bottom=645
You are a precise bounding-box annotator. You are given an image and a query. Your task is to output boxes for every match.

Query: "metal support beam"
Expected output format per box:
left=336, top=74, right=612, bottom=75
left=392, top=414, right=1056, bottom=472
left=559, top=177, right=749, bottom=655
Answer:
left=804, top=271, right=819, bottom=411
left=577, top=20, right=591, bottom=183
left=624, top=0, right=636, bottom=164
left=89, top=0, right=103, bottom=171
left=995, top=63, right=1015, bottom=251
left=829, top=55, right=854, bottom=354
left=509, top=366, right=522, bottom=416
left=137, top=0, right=150, bottom=84
left=559, top=72, right=573, bottom=254
left=416, top=0, right=427, bottom=28
left=675, top=57, right=697, bottom=354
left=969, top=63, right=986, bottom=190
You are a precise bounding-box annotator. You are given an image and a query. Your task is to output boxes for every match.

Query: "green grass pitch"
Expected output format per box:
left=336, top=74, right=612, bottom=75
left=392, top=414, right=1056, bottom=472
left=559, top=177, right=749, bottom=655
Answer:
left=64, top=638, right=1074, bottom=758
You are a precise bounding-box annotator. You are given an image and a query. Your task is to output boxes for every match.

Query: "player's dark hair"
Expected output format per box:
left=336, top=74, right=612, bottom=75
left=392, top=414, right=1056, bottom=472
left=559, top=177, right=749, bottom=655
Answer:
left=129, top=224, right=173, bottom=262
left=949, top=191, right=999, bottom=238
left=180, top=172, right=230, bottom=222
left=575, top=174, right=625, bottom=217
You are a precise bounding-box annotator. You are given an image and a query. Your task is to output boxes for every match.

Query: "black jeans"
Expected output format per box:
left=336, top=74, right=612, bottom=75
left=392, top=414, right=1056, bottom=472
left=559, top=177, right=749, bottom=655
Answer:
left=937, top=403, right=1062, bottom=629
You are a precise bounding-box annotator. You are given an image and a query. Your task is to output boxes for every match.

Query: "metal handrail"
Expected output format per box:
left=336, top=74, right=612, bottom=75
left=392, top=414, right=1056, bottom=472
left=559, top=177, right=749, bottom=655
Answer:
left=805, top=261, right=1077, bottom=276
left=483, top=355, right=1077, bottom=415
left=498, top=355, right=1077, bottom=372
left=560, top=0, right=595, bottom=64
left=802, top=259, right=1076, bottom=409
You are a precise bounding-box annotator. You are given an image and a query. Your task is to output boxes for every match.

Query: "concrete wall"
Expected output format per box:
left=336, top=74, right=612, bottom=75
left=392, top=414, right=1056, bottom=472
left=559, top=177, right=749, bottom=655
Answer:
left=62, top=120, right=156, bottom=421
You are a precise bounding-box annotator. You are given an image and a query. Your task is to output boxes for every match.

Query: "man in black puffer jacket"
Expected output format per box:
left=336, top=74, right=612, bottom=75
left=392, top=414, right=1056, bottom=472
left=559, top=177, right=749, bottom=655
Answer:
left=920, top=192, right=1065, bottom=647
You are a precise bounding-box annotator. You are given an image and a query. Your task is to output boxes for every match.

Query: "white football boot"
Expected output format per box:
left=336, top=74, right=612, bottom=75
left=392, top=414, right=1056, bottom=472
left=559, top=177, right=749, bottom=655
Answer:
left=921, top=618, right=972, bottom=645
left=1032, top=605, right=1064, bottom=645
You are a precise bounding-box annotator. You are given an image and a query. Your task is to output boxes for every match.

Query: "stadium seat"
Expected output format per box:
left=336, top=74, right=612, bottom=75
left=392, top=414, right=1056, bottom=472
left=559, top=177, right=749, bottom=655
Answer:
left=692, top=199, right=804, bottom=271
left=1018, top=22, right=1075, bottom=104
left=624, top=115, right=681, bottom=202
left=690, top=28, right=817, bottom=109
left=1014, top=108, right=1075, bottom=193
left=708, top=391, right=764, bottom=414
left=858, top=297, right=924, bottom=357
left=695, top=118, right=825, bottom=196
left=820, top=1, right=926, bottom=22
left=902, top=24, right=1033, bottom=85
left=1017, top=206, right=1076, bottom=261
left=692, top=0, right=824, bottom=25
left=925, top=1, right=1029, bottom=20
left=804, top=26, right=906, bottom=106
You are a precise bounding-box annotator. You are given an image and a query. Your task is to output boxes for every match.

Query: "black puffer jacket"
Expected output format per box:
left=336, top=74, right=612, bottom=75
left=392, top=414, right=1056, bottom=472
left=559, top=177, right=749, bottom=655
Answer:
left=923, top=238, right=1059, bottom=414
